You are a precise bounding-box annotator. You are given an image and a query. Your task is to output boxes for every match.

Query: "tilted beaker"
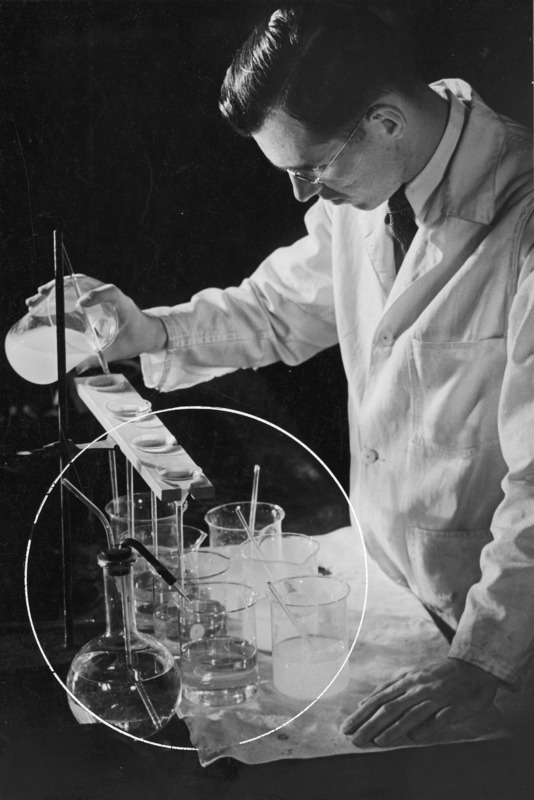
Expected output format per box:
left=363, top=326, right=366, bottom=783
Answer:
left=5, top=275, right=117, bottom=384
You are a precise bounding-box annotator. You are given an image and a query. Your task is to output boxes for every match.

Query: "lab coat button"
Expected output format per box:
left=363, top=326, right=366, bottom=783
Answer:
left=362, top=448, right=379, bottom=464
left=379, top=330, right=394, bottom=346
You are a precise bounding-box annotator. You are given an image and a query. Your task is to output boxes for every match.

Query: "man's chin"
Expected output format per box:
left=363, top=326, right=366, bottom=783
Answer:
left=324, top=195, right=351, bottom=206
left=324, top=195, right=372, bottom=210
left=350, top=198, right=385, bottom=211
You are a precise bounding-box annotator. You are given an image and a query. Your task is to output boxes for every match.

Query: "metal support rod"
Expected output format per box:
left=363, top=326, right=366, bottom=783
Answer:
left=54, top=230, right=74, bottom=648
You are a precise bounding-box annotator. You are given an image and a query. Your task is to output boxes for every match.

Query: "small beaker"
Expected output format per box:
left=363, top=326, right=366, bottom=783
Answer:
left=105, top=492, right=179, bottom=542
left=153, top=550, right=230, bottom=657
left=270, top=575, right=351, bottom=700
left=240, top=533, right=320, bottom=651
left=132, top=522, right=207, bottom=564
left=205, top=501, right=285, bottom=549
left=5, top=275, right=118, bottom=385
left=179, top=581, right=259, bottom=707
left=128, top=520, right=207, bottom=632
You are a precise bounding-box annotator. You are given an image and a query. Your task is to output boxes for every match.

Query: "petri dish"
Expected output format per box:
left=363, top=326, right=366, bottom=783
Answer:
left=106, top=398, right=152, bottom=419
left=86, top=375, right=128, bottom=392
left=156, top=465, right=203, bottom=483
left=131, top=433, right=181, bottom=454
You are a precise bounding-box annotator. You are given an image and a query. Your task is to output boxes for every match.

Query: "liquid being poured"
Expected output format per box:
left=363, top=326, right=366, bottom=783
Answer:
left=5, top=326, right=96, bottom=384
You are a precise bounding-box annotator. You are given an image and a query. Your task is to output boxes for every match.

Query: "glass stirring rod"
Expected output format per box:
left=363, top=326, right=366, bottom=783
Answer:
left=62, top=244, right=111, bottom=375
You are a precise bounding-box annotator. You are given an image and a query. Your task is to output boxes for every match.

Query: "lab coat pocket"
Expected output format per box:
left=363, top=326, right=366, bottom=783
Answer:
left=406, top=526, right=493, bottom=628
left=409, top=337, right=506, bottom=456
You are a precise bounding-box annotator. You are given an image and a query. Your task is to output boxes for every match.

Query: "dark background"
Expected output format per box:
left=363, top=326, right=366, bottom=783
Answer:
left=1, top=0, right=532, bottom=469
left=0, top=2, right=533, bottom=798
left=1, top=0, right=531, bottom=615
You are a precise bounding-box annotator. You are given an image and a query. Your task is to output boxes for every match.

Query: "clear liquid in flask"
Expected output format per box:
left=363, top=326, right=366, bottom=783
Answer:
left=67, top=649, right=181, bottom=737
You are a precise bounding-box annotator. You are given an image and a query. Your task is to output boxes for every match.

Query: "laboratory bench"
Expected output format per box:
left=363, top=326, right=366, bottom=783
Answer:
left=2, top=625, right=534, bottom=800
left=1, top=387, right=534, bottom=800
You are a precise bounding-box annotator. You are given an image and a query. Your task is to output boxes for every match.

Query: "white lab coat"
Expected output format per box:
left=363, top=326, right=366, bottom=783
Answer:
left=142, top=80, right=534, bottom=685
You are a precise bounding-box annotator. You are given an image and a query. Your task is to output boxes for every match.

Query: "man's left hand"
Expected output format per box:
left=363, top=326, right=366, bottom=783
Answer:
left=340, top=658, right=499, bottom=747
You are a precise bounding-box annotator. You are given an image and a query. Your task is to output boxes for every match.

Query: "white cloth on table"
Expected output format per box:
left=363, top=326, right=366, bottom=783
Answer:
left=177, top=528, right=509, bottom=766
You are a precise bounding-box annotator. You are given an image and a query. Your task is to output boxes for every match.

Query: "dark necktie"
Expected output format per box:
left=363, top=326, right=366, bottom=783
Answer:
left=385, top=186, right=418, bottom=260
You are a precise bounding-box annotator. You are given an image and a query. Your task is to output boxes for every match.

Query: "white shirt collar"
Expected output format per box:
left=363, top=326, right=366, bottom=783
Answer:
left=405, top=90, right=466, bottom=224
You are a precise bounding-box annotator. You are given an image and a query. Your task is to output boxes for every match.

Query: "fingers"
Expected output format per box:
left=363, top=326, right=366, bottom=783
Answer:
left=36, top=273, right=86, bottom=294
left=409, top=705, right=465, bottom=742
left=344, top=689, right=428, bottom=746
left=370, top=703, right=462, bottom=747
left=36, top=279, right=57, bottom=294
left=363, top=670, right=410, bottom=701
left=76, top=283, right=115, bottom=308
left=341, top=679, right=408, bottom=734
left=26, top=292, right=45, bottom=308
left=75, top=284, right=126, bottom=317
left=340, top=660, right=500, bottom=749
left=26, top=278, right=124, bottom=313
left=26, top=281, right=55, bottom=307
left=25, top=274, right=88, bottom=307
left=372, top=700, right=436, bottom=747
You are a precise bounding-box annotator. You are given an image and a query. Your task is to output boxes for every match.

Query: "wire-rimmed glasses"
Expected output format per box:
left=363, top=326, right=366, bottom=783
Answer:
left=286, top=106, right=376, bottom=185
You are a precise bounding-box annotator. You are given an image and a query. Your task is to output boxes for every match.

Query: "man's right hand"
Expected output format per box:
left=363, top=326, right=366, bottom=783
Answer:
left=27, top=276, right=168, bottom=369
left=76, top=281, right=168, bottom=369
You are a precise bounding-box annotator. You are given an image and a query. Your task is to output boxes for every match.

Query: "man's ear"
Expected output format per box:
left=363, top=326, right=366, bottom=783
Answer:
left=370, top=104, right=406, bottom=140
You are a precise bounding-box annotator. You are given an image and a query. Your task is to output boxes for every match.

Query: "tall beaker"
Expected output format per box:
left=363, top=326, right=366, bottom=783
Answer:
left=240, top=533, right=320, bottom=651
left=66, top=546, right=181, bottom=738
left=270, top=575, right=351, bottom=700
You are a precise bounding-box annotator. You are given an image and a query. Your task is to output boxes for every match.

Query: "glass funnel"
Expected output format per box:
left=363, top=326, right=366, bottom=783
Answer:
left=5, top=275, right=117, bottom=384
left=66, top=546, right=181, bottom=738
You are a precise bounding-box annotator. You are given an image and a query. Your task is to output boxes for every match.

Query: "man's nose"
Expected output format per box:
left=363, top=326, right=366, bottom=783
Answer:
left=288, top=174, right=321, bottom=202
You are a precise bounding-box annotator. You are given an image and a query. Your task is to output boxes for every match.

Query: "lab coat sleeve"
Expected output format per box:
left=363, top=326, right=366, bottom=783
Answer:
left=449, top=205, right=534, bottom=685
left=139, top=199, right=338, bottom=392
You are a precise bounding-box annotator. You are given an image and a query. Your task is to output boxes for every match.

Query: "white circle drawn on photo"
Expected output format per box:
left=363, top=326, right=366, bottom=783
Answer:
left=24, top=406, right=368, bottom=752
left=132, top=414, right=164, bottom=428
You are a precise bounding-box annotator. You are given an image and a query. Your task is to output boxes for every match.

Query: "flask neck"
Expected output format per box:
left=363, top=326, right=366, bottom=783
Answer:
left=102, top=563, right=139, bottom=641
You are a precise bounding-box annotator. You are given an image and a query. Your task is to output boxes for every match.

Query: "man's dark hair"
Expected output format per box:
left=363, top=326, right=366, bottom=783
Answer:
left=219, top=2, right=420, bottom=141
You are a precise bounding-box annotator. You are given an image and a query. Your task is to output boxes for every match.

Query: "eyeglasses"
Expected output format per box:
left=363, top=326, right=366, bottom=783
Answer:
left=286, top=106, right=376, bottom=185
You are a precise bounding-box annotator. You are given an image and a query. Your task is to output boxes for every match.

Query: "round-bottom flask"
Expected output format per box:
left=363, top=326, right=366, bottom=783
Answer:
left=67, top=547, right=181, bottom=738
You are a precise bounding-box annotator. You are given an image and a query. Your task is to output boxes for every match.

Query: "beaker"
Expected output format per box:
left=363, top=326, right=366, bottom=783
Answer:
left=130, top=520, right=207, bottom=632
left=153, top=550, right=230, bottom=657
left=105, top=492, right=179, bottom=542
left=179, top=581, right=259, bottom=707
left=66, top=546, right=181, bottom=738
left=205, top=501, right=285, bottom=549
left=5, top=275, right=117, bottom=385
left=239, top=533, right=320, bottom=652
left=269, top=575, right=351, bottom=700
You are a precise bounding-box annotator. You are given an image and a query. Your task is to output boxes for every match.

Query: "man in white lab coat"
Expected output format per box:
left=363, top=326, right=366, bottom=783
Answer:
left=71, top=2, right=534, bottom=745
